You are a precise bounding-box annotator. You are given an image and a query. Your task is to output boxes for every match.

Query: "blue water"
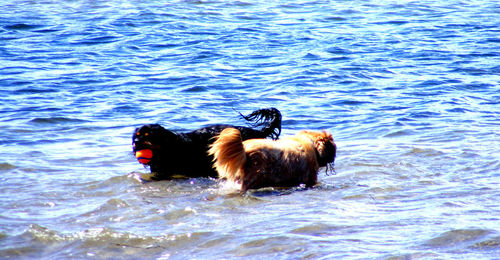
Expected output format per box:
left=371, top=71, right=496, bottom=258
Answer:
left=1, top=0, right=499, bottom=259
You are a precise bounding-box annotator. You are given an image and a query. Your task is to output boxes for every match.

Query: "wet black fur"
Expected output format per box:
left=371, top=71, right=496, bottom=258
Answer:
left=132, top=108, right=282, bottom=180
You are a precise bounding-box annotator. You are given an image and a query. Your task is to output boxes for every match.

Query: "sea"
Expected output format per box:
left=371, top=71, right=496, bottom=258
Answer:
left=1, top=0, right=499, bottom=259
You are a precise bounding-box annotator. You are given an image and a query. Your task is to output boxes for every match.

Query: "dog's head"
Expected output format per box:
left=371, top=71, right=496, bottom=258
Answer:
left=299, top=130, right=336, bottom=167
left=132, top=124, right=178, bottom=165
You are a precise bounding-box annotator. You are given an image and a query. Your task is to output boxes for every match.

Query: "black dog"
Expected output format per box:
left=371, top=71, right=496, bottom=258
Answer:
left=132, top=108, right=281, bottom=180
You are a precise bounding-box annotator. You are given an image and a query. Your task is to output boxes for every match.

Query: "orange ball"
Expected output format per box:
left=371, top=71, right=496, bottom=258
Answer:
left=135, top=149, right=153, bottom=165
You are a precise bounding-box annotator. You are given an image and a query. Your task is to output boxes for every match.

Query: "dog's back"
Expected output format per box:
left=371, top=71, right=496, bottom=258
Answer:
left=133, top=108, right=282, bottom=179
left=209, top=128, right=321, bottom=191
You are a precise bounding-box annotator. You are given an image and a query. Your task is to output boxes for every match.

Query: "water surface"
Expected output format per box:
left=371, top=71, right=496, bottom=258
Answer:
left=1, top=0, right=499, bottom=259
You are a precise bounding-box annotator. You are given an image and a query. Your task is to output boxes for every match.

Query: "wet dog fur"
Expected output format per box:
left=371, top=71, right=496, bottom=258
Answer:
left=209, top=128, right=336, bottom=191
left=132, top=108, right=282, bottom=180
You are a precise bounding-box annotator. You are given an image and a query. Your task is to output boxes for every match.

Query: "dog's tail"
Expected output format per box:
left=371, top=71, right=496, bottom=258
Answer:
left=208, top=128, right=246, bottom=182
left=240, top=108, right=282, bottom=140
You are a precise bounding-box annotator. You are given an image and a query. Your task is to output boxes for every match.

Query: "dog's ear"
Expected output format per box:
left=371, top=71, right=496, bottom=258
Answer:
left=314, top=132, right=336, bottom=167
left=136, top=124, right=179, bottom=145
left=152, top=125, right=179, bottom=143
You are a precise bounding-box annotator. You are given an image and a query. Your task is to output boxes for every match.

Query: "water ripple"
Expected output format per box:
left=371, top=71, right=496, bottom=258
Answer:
left=1, top=0, right=499, bottom=259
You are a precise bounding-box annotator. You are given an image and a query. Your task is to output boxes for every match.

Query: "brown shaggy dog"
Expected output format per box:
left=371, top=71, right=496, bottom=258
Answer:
left=208, top=128, right=336, bottom=191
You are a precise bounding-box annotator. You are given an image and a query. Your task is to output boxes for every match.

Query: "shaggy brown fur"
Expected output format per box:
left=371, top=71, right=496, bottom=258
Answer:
left=209, top=128, right=336, bottom=191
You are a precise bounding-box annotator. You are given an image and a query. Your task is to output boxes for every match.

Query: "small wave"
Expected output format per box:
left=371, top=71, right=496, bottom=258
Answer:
left=182, top=86, right=208, bottom=93
left=326, top=46, right=352, bottom=55
left=3, top=23, right=43, bottom=31
left=0, top=163, right=16, bottom=171
left=423, top=228, right=495, bottom=248
left=22, top=223, right=210, bottom=246
left=29, top=117, right=88, bottom=124
left=1, top=224, right=214, bottom=258
left=69, top=35, right=121, bottom=46
left=468, top=235, right=500, bottom=250
left=12, top=87, right=59, bottom=94
left=110, top=104, right=138, bottom=113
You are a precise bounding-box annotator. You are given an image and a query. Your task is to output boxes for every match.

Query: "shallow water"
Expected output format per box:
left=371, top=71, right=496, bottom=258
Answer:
left=1, top=0, right=499, bottom=259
